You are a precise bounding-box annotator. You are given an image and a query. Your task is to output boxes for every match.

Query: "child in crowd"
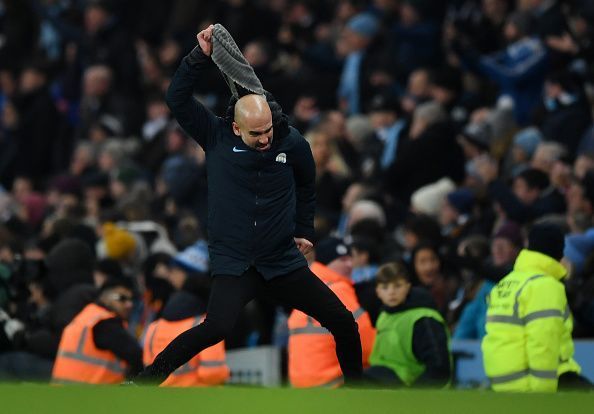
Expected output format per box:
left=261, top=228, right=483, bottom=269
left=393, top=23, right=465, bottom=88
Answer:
left=366, top=262, right=451, bottom=387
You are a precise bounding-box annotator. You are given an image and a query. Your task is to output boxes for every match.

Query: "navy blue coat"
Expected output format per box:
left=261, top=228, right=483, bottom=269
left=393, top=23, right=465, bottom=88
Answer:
left=166, top=51, right=316, bottom=279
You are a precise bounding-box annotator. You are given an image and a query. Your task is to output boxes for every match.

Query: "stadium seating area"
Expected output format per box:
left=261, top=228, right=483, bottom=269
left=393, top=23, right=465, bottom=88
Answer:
left=2, top=0, right=594, bottom=389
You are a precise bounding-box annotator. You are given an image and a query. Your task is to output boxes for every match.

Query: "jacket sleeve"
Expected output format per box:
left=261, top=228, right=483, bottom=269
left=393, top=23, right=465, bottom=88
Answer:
left=411, top=317, right=451, bottom=387
left=477, top=41, right=548, bottom=88
left=292, top=135, right=316, bottom=241
left=522, top=278, right=566, bottom=392
left=93, top=318, right=144, bottom=378
left=166, top=46, right=220, bottom=150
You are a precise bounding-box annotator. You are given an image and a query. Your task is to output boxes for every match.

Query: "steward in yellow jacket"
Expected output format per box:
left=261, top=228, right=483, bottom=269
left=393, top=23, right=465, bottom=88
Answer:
left=288, top=238, right=375, bottom=388
left=143, top=291, right=229, bottom=387
left=483, top=224, right=581, bottom=392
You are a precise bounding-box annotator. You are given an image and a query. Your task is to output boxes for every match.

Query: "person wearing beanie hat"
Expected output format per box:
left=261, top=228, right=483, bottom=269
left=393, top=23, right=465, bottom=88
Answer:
left=491, top=221, right=523, bottom=268
left=527, top=223, right=565, bottom=261
left=314, top=237, right=351, bottom=269
left=513, top=127, right=543, bottom=163
left=52, top=274, right=144, bottom=384
left=483, top=223, right=584, bottom=392
left=563, top=228, right=594, bottom=277
left=439, top=187, right=475, bottom=240
left=138, top=25, right=363, bottom=386
left=338, top=13, right=381, bottom=115
left=166, top=240, right=211, bottom=303
left=288, top=237, right=375, bottom=387
left=446, top=188, right=475, bottom=217
left=99, top=222, right=137, bottom=262
left=458, top=122, right=492, bottom=160
left=411, top=178, right=456, bottom=218
left=171, top=239, right=209, bottom=276
left=346, top=13, right=380, bottom=39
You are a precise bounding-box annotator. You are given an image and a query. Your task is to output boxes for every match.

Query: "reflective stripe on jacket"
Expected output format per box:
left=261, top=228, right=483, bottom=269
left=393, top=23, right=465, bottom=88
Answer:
left=482, top=249, right=580, bottom=392
left=52, top=303, right=128, bottom=384
left=288, top=261, right=376, bottom=388
left=143, top=315, right=229, bottom=387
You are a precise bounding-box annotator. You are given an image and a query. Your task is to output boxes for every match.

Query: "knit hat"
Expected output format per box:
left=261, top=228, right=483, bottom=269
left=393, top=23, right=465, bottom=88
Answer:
left=460, top=122, right=491, bottom=151
left=564, top=229, right=594, bottom=275
left=446, top=188, right=475, bottom=216
left=411, top=177, right=456, bottom=217
left=527, top=223, right=565, bottom=261
left=211, top=24, right=264, bottom=98
left=513, top=127, right=543, bottom=158
left=346, top=13, right=379, bottom=38
left=102, top=222, right=137, bottom=261
left=172, top=239, right=209, bottom=275
left=493, top=221, right=523, bottom=248
left=315, top=237, right=351, bottom=265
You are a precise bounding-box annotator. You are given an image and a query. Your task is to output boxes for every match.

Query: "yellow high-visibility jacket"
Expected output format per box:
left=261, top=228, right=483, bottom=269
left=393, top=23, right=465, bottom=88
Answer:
left=482, top=249, right=581, bottom=392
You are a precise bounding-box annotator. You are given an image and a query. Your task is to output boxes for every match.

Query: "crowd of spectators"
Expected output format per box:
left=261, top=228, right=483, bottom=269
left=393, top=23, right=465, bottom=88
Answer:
left=1, top=0, right=594, bottom=383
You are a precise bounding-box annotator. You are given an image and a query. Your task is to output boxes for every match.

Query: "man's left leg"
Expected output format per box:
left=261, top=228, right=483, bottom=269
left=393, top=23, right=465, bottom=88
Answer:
left=265, top=266, right=363, bottom=384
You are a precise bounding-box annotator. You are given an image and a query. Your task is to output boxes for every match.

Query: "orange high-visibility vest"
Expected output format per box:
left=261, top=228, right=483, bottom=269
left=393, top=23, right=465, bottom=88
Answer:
left=288, top=261, right=376, bottom=388
left=143, top=315, right=229, bottom=387
left=52, top=303, right=128, bottom=384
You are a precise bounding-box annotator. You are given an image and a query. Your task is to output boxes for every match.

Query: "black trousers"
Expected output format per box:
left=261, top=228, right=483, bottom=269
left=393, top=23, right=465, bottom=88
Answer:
left=139, top=266, right=363, bottom=384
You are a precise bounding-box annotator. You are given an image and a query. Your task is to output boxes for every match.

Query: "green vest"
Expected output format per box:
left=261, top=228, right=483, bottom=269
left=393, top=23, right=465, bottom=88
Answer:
left=369, top=307, right=447, bottom=386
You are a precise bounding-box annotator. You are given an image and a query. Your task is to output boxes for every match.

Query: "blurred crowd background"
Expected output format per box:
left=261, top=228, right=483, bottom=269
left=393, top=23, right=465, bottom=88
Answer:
left=2, top=0, right=594, bottom=382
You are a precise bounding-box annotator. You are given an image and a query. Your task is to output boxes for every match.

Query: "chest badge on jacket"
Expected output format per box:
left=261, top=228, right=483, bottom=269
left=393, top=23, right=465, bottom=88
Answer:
left=276, top=153, right=287, bottom=163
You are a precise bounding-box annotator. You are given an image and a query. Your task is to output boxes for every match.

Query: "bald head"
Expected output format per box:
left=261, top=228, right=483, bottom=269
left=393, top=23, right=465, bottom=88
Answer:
left=234, top=94, right=271, bottom=126
left=232, top=94, right=274, bottom=151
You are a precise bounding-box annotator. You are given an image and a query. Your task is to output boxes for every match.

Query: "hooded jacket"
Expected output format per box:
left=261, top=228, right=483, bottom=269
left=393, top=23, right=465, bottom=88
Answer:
left=482, top=249, right=581, bottom=392
left=166, top=47, right=315, bottom=279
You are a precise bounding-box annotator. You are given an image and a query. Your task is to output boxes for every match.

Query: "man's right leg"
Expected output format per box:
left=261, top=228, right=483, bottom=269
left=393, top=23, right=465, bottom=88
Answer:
left=136, top=270, right=261, bottom=384
left=265, top=266, right=363, bottom=385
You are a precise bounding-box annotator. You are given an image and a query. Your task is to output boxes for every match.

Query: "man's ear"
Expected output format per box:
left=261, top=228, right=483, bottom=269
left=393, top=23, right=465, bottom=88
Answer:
left=232, top=121, right=241, bottom=137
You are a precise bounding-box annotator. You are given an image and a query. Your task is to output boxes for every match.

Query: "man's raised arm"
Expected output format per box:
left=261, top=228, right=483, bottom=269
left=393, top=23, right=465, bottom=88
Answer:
left=166, top=25, right=219, bottom=150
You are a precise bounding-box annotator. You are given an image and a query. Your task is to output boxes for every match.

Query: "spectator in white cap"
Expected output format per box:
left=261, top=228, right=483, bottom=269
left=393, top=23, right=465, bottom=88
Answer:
left=167, top=240, right=211, bottom=303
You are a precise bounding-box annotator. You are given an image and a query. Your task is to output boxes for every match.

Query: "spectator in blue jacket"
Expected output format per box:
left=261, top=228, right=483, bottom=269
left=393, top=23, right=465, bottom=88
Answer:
left=452, top=11, right=549, bottom=125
